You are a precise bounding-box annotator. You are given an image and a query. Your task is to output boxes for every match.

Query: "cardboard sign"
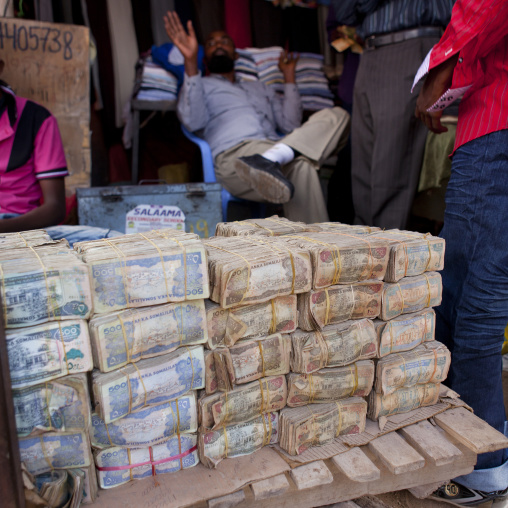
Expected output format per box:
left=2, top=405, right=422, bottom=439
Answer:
left=125, top=204, right=185, bottom=233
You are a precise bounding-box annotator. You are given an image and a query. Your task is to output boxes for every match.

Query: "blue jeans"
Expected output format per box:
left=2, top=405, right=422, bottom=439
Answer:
left=436, top=129, right=508, bottom=491
left=0, top=215, right=122, bottom=247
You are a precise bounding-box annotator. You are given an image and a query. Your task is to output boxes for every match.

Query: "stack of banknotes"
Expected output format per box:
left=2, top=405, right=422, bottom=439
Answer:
left=215, top=215, right=318, bottom=237
left=0, top=229, right=53, bottom=249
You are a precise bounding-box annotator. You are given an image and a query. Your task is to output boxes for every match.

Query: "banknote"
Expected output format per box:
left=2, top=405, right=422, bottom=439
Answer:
left=213, top=333, right=291, bottom=390
left=65, top=468, right=85, bottom=508
left=367, top=383, right=441, bottom=419
left=211, top=375, right=287, bottom=428
left=290, top=319, right=378, bottom=373
left=205, top=296, right=297, bottom=349
left=368, top=229, right=445, bottom=282
left=374, top=308, right=436, bottom=357
left=380, top=272, right=442, bottom=321
left=286, top=360, right=375, bottom=406
left=298, top=281, right=383, bottom=330
left=14, top=374, right=91, bottom=437
left=7, top=320, right=93, bottom=389
left=94, top=434, right=199, bottom=489
left=75, top=229, right=209, bottom=315
left=93, top=345, right=205, bottom=423
left=375, top=341, right=451, bottom=396
left=34, top=470, right=69, bottom=507
left=215, top=216, right=318, bottom=237
left=19, top=430, right=93, bottom=475
left=89, top=300, right=208, bottom=372
left=309, top=223, right=381, bottom=235
left=204, top=349, right=218, bottom=394
left=91, top=394, right=197, bottom=449
left=279, top=397, right=367, bottom=455
left=199, top=412, right=279, bottom=468
left=0, top=246, right=92, bottom=328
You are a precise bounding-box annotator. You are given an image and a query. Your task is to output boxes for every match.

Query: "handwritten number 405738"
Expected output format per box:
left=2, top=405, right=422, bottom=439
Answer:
left=0, top=23, right=73, bottom=60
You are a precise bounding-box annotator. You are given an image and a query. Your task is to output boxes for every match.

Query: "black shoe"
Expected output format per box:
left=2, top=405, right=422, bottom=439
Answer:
left=429, top=481, right=508, bottom=506
left=234, top=154, right=295, bottom=204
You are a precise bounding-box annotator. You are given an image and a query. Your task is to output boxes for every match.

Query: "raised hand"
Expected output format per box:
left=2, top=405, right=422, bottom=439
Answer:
left=164, top=11, right=199, bottom=75
left=278, top=51, right=299, bottom=84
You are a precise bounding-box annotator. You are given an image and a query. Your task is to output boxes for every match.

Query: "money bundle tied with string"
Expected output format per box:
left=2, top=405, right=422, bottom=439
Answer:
left=368, top=382, right=441, bottom=420
left=202, top=375, right=287, bottom=429
left=74, top=229, right=209, bottom=315
left=212, top=333, right=291, bottom=390
left=94, top=433, right=199, bottom=489
left=287, top=360, right=375, bottom=407
left=205, top=295, right=297, bottom=349
left=308, top=222, right=382, bottom=235
left=0, top=229, right=54, bottom=249
left=380, top=272, right=442, bottom=321
left=14, top=374, right=91, bottom=438
left=279, top=397, right=368, bottom=455
left=89, top=299, right=208, bottom=372
left=90, top=394, right=198, bottom=449
left=368, top=229, right=445, bottom=282
left=290, top=319, right=378, bottom=373
left=198, top=412, right=279, bottom=468
left=374, top=341, right=450, bottom=396
left=374, top=308, right=436, bottom=357
left=7, top=320, right=93, bottom=389
left=92, top=345, right=205, bottom=424
left=0, top=242, right=92, bottom=328
left=275, top=231, right=389, bottom=288
left=215, top=215, right=320, bottom=237
left=204, top=235, right=312, bottom=308
left=298, top=280, right=384, bottom=331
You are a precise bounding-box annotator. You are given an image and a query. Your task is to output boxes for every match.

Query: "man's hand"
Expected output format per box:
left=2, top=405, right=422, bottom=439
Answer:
left=278, top=51, right=299, bottom=84
left=164, top=11, right=199, bottom=76
left=415, top=54, right=459, bottom=134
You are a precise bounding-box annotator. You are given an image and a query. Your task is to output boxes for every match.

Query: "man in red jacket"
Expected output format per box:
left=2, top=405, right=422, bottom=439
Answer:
left=415, top=0, right=508, bottom=505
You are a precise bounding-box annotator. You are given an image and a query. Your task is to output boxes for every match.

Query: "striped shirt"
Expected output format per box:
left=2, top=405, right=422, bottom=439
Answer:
left=332, top=0, right=454, bottom=39
left=413, top=0, right=508, bottom=153
left=0, top=83, right=68, bottom=214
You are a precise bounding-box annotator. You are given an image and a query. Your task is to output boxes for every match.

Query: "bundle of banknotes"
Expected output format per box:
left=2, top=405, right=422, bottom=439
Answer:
left=7, top=320, right=93, bottom=389
left=89, top=300, right=208, bottom=372
left=215, top=216, right=318, bottom=237
left=374, top=308, right=436, bottom=357
left=279, top=397, right=368, bottom=455
left=368, top=383, right=441, bottom=419
left=380, top=272, right=442, bottom=321
left=33, top=470, right=70, bottom=507
left=198, top=412, right=279, bottom=468
left=75, top=229, right=209, bottom=315
left=369, top=229, right=445, bottom=282
left=308, top=223, right=381, bottom=235
left=0, top=242, right=92, bottom=328
left=298, top=281, right=384, bottom=330
left=374, top=341, right=451, bottom=396
left=290, top=319, right=378, bottom=373
left=0, top=229, right=52, bottom=249
left=204, top=236, right=312, bottom=308
left=212, top=333, right=291, bottom=390
left=276, top=232, right=389, bottom=287
left=14, top=374, right=91, bottom=437
left=200, top=375, right=287, bottom=428
left=94, top=434, right=199, bottom=489
left=91, top=394, right=197, bottom=448
left=205, top=296, right=297, bottom=349
left=92, top=345, right=205, bottom=423
left=286, top=360, right=375, bottom=406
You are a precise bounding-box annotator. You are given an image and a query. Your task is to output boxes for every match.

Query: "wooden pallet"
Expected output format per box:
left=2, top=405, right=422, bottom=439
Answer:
left=90, top=407, right=508, bottom=508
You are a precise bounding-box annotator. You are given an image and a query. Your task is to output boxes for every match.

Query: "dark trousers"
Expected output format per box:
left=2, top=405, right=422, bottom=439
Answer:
left=351, top=36, right=439, bottom=229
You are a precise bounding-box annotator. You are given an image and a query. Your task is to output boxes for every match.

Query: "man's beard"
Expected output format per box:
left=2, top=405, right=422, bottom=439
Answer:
left=207, top=54, right=235, bottom=73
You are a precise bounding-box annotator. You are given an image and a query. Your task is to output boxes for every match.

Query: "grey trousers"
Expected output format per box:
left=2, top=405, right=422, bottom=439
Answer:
left=214, top=107, right=350, bottom=223
left=351, top=36, right=440, bottom=229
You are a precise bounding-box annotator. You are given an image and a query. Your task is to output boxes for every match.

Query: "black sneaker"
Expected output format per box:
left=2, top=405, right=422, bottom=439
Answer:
left=430, top=481, right=508, bottom=506
left=234, top=154, right=295, bottom=204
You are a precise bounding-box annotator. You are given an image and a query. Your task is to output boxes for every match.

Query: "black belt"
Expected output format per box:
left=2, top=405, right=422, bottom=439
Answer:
left=365, top=27, right=443, bottom=50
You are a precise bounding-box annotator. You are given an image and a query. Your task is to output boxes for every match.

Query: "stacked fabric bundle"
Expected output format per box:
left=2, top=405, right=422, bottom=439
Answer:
left=134, top=57, right=178, bottom=102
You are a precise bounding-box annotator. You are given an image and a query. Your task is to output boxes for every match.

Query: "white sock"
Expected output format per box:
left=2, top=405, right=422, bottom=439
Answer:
left=261, top=143, right=295, bottom=166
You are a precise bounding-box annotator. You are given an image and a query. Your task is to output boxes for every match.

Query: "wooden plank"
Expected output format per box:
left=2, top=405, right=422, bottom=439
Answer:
left=290, top=461, right=334, bottom=490
left=368, top=432, right=425, bottom=475
left=331, top=447, right=380, bottom=482
left=434, top=407, right=508, bottom=454
left=208, top=490, right=245, bottom=508
left=408, top=481, right=447, bottom=499
left=399, top=420, right=462, bottom=466
left=1, top=18, right=90, bottom=195
left=250, top=474, right=290, bottom=500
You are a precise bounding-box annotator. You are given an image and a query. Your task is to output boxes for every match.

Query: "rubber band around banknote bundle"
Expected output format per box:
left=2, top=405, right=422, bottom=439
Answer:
left=396, top=282, right=406, bottom=316
left=95, top=445, right=198, bottom=473
left=428, top=346, right=439, bottom=384
left=222, top=424, right=229, bottom=458
left=423, top=273, right=432, bottom=308
left=335, top=401, right=343, bottom=437
left=39, top=435, right=54, bottom=471
left=257, top=341, right=266, bottom=377
left=270, top=299, right=278, bottom=334
left=314, top=329, right=329, bottom=369
left=324, top=288, right=331, bottom=326
left=173, top=405, right=184, bottom=469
